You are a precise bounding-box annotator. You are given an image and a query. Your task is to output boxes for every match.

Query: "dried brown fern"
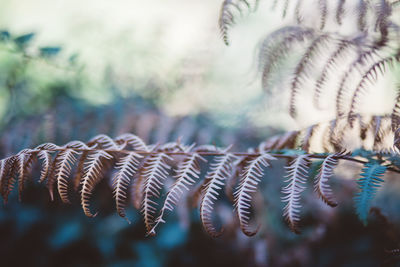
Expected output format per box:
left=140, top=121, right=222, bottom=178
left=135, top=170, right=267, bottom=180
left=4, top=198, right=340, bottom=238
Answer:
left=262, top=113, right=400, bottom=153
left=281, top=154, right=310, bottom=233
left=112, top=151, right=143, bottom=220
left=234, top=153, right=276, bottom=236
left=2, top=131, right=399, bottom=236
left=219, top=0, right=260, bottom=45
left=200, top=153, right=238, bottom=237
left=231, top=0, right=400, bottom=121
left=1, top=0, right=400, bottom=241
left=314, top=152, right=346, bottom=207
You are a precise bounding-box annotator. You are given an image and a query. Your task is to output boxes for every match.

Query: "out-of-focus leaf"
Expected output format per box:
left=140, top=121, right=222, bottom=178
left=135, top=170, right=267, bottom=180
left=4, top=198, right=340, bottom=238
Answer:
left=39, top=46, right=62, bottom=57
left=14, top=33, right=35, bottom=48
left=0, top=31, right=10, bottom=41
left=69, top=53, right=78, bottom=64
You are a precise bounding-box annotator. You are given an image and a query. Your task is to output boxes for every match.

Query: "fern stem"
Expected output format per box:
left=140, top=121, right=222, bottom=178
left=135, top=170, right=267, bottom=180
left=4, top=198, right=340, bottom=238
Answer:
left=24, top=147, right=400, bottom=174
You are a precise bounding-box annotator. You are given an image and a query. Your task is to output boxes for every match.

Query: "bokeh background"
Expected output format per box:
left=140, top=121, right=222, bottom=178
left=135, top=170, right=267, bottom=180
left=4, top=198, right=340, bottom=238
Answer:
left=0, top=0, right=400, bottom=266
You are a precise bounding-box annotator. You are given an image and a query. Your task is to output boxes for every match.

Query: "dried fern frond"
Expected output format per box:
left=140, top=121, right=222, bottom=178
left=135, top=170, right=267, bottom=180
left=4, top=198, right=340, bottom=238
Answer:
left=81, top=150, right=113, bottom=217
left=47, top=141, right=90, bottom=202
left=335, top=0, right=346, bottom=25
left=281, top=0, right=291, bottom=18
left=219, top=0, right=260, bottom=45
left=259, top=27, right=315, bottom=92
left=281, top=154, right=310, bottom=233
left=234, top=153, right=276, bottom=236
left=313, top=39, right=354, bottom=108
left=259, top=130, right=300, bottom=151
left=131, top=164, right=146, bottom=210
left=72, top=150, right=90, bottom=191
left=263, top=113, right=400, bottom=153
left=1, top=131, right=400, bottom=237
left=200, top=153, right=238, bottom=237
left=301, top=124, right=319, bottom=152
left=114, top=133, right=148, bottom=151
left=225, top=156, right=246, bottom=202
left=392, top=84, right=400, bottom=132
left=357, top=0, right=369, bottom=31
left=314, top=152, right=348, bottom=207
left=289, top=34, right=330, bottom=117
left=150, top=153, right=206, bottom=235
left=141, top=153, right=173, bottom=235
left=336, top=46, right=384, bottom=117
left=294, top=0, right=304, bottom=23
left=112, top=152, right=143, bottom=220
left=54, top=148, right=81, bottom=203
left=253, top=0, right=399, bottom=120
left=87, top=134, right=122, bottom=150
left=16, top=149, right=36, bottom=201
left=0, top=156, right=18, bottom=203
left=36, top=143, right=59, bottom=183
left=318, top=0, right=328, bottom=30
left=348, top=51, right=400, bottom=125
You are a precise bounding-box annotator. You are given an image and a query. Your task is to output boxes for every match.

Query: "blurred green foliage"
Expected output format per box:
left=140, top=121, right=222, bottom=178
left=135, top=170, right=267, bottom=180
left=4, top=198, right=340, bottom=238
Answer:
left=0, top=30, right=84, bottom=127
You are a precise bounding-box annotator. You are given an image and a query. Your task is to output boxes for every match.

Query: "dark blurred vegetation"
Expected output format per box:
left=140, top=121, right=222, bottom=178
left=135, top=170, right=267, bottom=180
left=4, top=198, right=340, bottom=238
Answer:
left=0, top=28, right=400, bottom=267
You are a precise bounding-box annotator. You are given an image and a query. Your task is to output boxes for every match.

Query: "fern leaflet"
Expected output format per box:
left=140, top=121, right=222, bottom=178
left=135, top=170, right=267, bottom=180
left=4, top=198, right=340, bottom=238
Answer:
left=354, top=161, right=386, bottom=225
left=234, top=153, right=276, bottom=236
left=141, top=153, right=173, bottom=235
left=112, top=152, right=143, bottom=220
left=80, top=150, right=113, bottom=217
left=281, top=154, right=310, bottom=233
left=150, top=153, right=206, bottom=235
left=314, top=153, right=343, bottom=207
left=200, top=153, right=237, bottom=237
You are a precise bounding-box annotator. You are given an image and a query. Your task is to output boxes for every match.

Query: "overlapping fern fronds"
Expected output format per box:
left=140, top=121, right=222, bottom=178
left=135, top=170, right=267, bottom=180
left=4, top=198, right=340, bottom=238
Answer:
left=1, top=131, right=399, bottom=236
left=219, top=0, right=400, bottom=122
left=260, top=113, right=400, bottom=153
left=1, top=0, right=399, bottom=240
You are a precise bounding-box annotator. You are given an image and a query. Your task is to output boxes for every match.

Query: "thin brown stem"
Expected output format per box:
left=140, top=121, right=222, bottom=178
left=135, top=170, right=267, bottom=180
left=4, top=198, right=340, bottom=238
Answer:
left=27, top=147, right=400, bottom=174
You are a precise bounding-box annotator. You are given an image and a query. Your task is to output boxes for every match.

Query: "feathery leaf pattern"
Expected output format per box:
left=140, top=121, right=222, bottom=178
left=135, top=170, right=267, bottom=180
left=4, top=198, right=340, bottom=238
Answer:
left=0, top=130, right=399, bottom=236
left=112, top=152, right=143, bottom=220
left=141, top=153, right=173, bottom=235
left=314, top=153, right=344, bottom=207
left=234, top=153, right=276, bottom=236
left=81, top=150, right=113, bottom=217
left=392, top=84, right=400, bottom=131
left=354, top=161, right=386, bottom=225
left=54, top=149, right=80, bottom=203
left=200, top=153, right=237, bottom=237
left=0, top=156, right=17, bottom=203
left=16, top=149, right=36, bottom=201
left=1, top=1, right=400, bottom=240
left=348, top=53, right=399, bottom=125
left=150, top=153, right=205, bottom=235
left=219, top=0, right=259, bottom=45
left=282, top=154, right=310, bottom=233
left=37, top=144, right=59, bottom=183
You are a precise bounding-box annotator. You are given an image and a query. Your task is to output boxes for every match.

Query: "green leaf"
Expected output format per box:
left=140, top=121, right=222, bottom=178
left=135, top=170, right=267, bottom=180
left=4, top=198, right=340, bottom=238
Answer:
left=0, top=31, right=10, bottom=41
left=14, top=33, right=35, bottom=47
left=353, top=161, right=386, bottom=225
left=39, top=46, right=62, bottom=57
